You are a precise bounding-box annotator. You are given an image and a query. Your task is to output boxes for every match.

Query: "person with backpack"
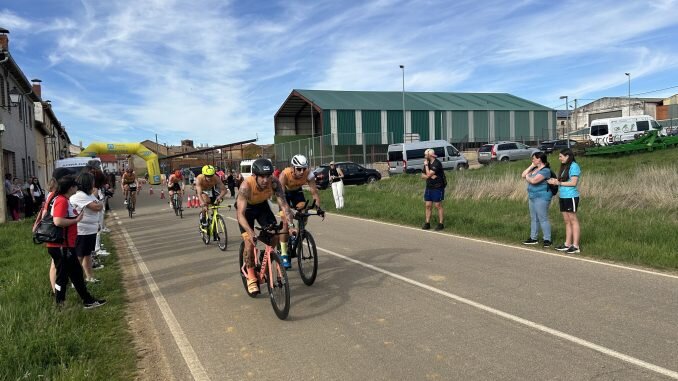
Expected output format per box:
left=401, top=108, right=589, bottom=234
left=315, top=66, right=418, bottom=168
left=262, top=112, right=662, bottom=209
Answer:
left=521, top=151, right=554, bottom=247
left=421, top=148, right=446, bottom=231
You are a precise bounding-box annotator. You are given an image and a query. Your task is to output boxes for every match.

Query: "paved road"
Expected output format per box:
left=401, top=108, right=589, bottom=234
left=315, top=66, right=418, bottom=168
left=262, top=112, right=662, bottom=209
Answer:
left=111, top=188, right=678, bottom=381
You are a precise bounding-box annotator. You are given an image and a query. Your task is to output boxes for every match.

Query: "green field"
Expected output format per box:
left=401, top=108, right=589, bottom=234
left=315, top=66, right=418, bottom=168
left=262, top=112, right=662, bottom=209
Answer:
left=317, top=148, right=678, bottom=270
left=0, top=221, right=136, bottom=380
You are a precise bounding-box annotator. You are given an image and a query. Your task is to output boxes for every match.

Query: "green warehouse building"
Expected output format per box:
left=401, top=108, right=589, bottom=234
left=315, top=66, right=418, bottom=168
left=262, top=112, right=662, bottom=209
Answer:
left=273, top=89, right=556, bottom=164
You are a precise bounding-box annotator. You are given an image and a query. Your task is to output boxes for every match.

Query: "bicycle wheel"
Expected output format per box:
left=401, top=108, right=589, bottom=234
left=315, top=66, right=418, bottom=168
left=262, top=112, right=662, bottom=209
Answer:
left=296, top=231, right=318, bottom=286
left=127, top=198, right=133, bottom=219
left=238, top=242, right=258, bottom=298
left=178, top=196, right=183, bottom=218
left=215, top=215, right=227, bottom=251
left=173, top=195, right=179, bottom=216
left=267, top=251, right=290, bottom=320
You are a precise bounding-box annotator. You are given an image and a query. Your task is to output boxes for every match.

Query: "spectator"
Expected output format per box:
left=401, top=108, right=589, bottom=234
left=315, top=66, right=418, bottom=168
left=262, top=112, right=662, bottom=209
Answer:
left=273, top=167, right=281, bottom=179
left=421, top=149, right=445, bottom=230
left=234, top=171, right=243, bottom=191
left=5, top=173, right=16, bottom=220
left=521, top=152, right=553, bottom=247
left=547, top=148, right=581, bottom=254
left=70, top=172, right=103, bottom=283
left=22, top=178, right=34, bottom=218
left=329, top=161, right=345, bottom=209
left=29, top=177, right=45, bottom=216
left=45, top=173, right=106, bottom=309
left=8, top=178, right=24, bottom=220
left=226, top=170, right=236, bottom=198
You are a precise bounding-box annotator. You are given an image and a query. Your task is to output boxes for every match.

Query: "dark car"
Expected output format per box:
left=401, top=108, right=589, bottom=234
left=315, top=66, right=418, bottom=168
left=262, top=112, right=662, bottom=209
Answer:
left=312, top=162, right=381, bottom=190
left=539, top=139, right=578, bottom=153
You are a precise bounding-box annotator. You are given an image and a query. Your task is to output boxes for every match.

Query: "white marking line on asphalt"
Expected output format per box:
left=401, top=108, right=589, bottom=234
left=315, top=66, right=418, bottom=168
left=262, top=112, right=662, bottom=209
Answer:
left=120, top=227, right=211, bottom=381
left=318, top=246, right=678, bottom=379
left=333, top=213, right=678, bottom=280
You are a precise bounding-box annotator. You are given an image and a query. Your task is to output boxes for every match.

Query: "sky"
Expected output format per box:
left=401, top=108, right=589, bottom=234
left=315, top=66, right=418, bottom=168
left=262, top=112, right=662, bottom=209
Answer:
left=1, top=0, right=677, bottom=146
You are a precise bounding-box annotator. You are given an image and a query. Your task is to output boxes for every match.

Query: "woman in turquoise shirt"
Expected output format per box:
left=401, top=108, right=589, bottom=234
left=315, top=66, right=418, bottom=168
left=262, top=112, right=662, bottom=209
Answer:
left=521, top=152, right=553, bottom=247
left=547, top=148, right=581, bottom=254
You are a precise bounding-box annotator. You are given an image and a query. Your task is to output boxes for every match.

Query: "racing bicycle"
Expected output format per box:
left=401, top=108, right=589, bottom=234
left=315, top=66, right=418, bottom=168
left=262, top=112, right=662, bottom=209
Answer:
left=198, top=203, right=228, bottom=251
left=286, top=200, right=324, bottom=286
left=171, top=191, right=183, bottom=218
left=238, top=222, right=290, bottom=320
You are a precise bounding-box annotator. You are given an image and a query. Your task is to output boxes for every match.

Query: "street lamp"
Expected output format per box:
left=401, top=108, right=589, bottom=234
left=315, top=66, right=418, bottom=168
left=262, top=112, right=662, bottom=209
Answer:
left=625, top=72, right=631, bottom=116
left=0, top=86, right=21, bottom=110
left=560, top=96, right=571, bottom=148
left=399, top=65, right=405, bottom=143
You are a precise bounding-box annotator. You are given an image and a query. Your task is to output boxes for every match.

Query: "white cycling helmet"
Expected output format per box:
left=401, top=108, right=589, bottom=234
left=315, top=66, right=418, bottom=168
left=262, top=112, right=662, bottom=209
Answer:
left=291, top=154, right=308, bottom=169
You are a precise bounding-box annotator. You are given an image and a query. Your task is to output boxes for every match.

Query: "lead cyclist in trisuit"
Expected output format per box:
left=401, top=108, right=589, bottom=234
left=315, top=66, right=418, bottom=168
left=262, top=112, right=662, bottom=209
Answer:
left=236, top=158, right=297, bottom=294
left=278, top=154, right=322, bottom=268
left=167, top=169, right=185, bottom=210
left=122, top=168, right=139, bottom=211
left=195, top=165, right=228, bottom=229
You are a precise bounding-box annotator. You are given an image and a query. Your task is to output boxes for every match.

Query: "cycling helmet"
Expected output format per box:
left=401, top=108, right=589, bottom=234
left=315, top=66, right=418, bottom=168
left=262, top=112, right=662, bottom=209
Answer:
left=202, top=165, right=216, bottom=176
left=252, top=158, right=274, bottom=176
left=291, top=154, right=308, bottom=169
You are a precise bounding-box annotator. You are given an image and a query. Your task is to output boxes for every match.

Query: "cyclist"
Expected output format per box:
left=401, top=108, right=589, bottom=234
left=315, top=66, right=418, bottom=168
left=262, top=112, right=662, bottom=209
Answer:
left=122, top=168, right=139, bottom=211
left=195, top=165, right=227, bottom=230
left=236, top=158, right=297, bottom=295
left=167, top=169, right=185, bottom=210
left=278, top=154, right=323, bottom=268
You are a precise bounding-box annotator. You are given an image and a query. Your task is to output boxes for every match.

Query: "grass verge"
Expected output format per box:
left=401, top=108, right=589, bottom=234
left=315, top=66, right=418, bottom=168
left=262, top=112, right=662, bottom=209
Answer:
left=0, top=220, right=136, bottom=380
left=316, top=148, right=678, bottom=270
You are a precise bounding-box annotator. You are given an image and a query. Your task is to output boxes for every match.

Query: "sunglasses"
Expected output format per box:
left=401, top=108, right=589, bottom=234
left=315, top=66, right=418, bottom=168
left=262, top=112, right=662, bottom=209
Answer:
left=294, top=168, right=305, bottom=172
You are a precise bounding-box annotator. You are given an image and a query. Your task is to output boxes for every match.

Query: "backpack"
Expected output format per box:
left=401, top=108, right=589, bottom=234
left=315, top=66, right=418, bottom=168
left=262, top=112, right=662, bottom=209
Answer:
left=32, top=195, right=66, bottom=244
left=548, top=170, right=558, bottom=196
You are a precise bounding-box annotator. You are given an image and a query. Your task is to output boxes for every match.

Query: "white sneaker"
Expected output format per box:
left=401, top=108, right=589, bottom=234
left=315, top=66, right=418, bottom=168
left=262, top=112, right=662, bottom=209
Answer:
left=101, top=227, right=111, bottom=233
left=97, top=250, right=110, bottom=257
left=124, top=200, right=128, bottom=205
left=86, top=278, right=100, bottom=283
left=93, top=264, right=105, bottom=270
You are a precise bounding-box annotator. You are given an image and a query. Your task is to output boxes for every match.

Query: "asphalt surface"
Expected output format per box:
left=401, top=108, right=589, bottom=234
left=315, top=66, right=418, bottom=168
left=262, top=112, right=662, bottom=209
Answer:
left=110, top=187, right=678, bottom=381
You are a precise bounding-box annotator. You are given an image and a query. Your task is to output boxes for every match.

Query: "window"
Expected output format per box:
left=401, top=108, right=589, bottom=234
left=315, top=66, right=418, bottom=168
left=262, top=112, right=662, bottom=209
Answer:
left=0, top=75, right=5, bottom=107
left=498, top=143, right=516, bottom=150
left=388, top=151, right=403, bottom=162
left=517, top=143, right=528, bottom=149
left=478, top=145, right=493, bottom=153
left=651, top=120, right=663, bottom=129
left=434, top=147, right=445, bottom=158
left=636, top=121, right=649, bottom=131
left=446, top=146, right=458, bottom=157
left=591, top=124, right=608, bottom=136
left=405, top=148, right=426, bottom=160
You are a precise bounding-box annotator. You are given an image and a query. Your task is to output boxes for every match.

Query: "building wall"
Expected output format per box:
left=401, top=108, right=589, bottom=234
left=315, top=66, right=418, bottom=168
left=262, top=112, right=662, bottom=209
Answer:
left=572, top=97, right=660, bottom=130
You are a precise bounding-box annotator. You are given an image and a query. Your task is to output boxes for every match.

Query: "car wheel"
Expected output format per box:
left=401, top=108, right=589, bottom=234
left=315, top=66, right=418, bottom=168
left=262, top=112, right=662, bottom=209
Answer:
left=500, top=157, right=509, bottom=162
left=457, top=163, right=468, bottom=170
left=366, top=176, right=377, bottom=184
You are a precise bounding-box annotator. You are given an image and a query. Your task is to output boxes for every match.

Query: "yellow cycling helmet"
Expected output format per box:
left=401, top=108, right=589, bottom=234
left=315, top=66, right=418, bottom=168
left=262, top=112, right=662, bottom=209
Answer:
left=202, top=165, right=216, bottom=176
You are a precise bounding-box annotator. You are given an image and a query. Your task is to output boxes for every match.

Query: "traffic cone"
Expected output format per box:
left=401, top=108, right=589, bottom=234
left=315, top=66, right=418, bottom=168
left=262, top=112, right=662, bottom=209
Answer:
left=160, top=189, right=165, bottom=199
left=189, top=196, right=195, bottom=208
left=149, top=186, right=154, bottom=195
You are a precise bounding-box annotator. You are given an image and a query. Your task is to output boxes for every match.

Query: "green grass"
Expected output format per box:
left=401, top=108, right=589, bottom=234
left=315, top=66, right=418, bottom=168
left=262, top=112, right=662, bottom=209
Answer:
left=0, top=221, right=136, bottom=380
left=317, top=147, right=678, bottom=270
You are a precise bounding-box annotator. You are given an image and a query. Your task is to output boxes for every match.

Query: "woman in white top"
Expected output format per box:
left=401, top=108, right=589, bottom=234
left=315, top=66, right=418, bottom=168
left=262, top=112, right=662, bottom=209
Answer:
left=29, top=177, right=45, bottom=216
left=70, top=172, right=103, bottom=282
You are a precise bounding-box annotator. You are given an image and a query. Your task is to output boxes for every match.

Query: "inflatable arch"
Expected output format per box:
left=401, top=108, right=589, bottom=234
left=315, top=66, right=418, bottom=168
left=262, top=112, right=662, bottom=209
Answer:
left=79, top=142, right=162, bottom=185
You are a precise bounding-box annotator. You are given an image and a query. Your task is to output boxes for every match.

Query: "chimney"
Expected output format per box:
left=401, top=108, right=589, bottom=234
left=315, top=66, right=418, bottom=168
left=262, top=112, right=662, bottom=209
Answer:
left=32, top=79, right=42, bottom=98
left=0, top=27, right=8, bottom=51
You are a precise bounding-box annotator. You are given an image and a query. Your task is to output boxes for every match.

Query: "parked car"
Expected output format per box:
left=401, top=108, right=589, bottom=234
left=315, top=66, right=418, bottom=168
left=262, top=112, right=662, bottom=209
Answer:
left=313, top=162, right=381, bottom=190
left=538, top=139, right=578, bottom=153
left=477, top=141, right=540, bottom=164
left=387, top=139, right=468, bottom=174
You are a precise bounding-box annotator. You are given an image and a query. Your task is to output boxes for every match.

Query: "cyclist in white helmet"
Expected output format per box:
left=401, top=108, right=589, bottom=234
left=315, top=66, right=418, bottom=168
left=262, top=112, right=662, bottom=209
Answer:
left=278, top=154, right=322, bottom=268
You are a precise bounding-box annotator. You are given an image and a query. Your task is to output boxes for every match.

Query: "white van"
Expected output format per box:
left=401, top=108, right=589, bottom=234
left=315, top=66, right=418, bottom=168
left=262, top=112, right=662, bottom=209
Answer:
left=55, top=157, right=102, bottom=176
left=239, top=159, right=255, bottom=179
left=387, top=140, right=468, bottom=175
left=589, top=115, right=665, bottom=145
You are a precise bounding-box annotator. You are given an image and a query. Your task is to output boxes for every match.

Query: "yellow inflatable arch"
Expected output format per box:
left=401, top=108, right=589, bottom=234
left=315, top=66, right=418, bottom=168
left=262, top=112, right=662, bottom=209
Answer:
left=79, top=142, right=161, bottom=185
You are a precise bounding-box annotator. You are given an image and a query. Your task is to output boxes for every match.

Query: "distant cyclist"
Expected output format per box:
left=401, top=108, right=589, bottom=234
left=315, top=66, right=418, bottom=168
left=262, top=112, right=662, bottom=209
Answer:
left=195, top=165, right=227, bottom=229
left=278, top=154, right=323, bottom=268
left=122, top=168, right=139, bottom=211
left=236, top=158, right=296, bottom=294
left=167, top=169, right=185, bottom=210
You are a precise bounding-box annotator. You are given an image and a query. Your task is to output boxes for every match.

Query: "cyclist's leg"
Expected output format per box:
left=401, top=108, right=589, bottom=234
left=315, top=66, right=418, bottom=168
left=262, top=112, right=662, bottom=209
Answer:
left=256, top=203, right=289, bottom=267
left=123, top=185, right=129, bottom=203
left=168, top=189, right=175, bottom=208
left=239, top=206, right=259, bottom=292
left=131, top=190, right=137, bottom=209
left=199, top=192, right=211, bottom=225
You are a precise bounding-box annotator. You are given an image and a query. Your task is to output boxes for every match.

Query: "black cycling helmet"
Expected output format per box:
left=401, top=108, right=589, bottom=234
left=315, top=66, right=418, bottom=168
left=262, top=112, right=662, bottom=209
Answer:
left=252, top=158, right=274, bottom=176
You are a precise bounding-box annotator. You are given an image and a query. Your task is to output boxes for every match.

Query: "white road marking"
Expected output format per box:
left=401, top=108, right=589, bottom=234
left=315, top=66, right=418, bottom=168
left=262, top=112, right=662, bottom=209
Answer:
left=120, top=226, right=211, bottom=381
left=317, top=246, right=678, bottom=379
left=334, top=213, right=678, bottom=280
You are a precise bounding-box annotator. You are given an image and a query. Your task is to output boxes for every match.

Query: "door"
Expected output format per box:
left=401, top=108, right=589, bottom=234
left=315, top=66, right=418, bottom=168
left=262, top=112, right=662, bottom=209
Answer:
left=446, top=146, right=460, bottom=169
left=516, top=143, right=531, bottom=159
left=339, top=163, right=361, bottom=185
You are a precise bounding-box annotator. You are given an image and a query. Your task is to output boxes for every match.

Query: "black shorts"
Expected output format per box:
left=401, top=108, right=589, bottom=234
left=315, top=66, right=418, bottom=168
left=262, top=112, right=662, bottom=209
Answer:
left=169, top=183, right=181, bottom=192
left=238, top=202, right=277, bottom=234
left=127, top=185, right=137, bottom=192
left=285, top=189, right=306, bottom=210
left=74, top=234, right=97, bottom=257
left=559, top=197, right=580, bottom=213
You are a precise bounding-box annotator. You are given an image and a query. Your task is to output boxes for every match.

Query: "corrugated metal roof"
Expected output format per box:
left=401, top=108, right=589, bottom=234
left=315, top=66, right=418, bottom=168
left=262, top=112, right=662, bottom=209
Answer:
left=294, top=89, right=552, bottom=111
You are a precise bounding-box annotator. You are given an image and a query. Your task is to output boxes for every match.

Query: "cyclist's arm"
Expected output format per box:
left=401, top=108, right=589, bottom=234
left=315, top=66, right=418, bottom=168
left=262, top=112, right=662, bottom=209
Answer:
left=278, top=171, right=288, bottom=191
left=236, top=183, right=255, bottom=240
left=272, top=177, right=295, bottom=228
left=307, top=178, right=321, bottom=209
left=194, top=177, right=204, bottom=201
left=216, top=178, right=227, bottom=200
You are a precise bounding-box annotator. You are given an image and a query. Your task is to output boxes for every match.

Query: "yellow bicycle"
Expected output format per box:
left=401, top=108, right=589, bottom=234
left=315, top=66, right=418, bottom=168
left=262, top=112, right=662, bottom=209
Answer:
left=199, top=204, right=229, bottom=251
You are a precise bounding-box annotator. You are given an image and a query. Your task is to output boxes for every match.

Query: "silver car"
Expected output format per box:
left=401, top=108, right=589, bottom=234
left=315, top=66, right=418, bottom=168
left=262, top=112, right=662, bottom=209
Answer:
left=477, top=141, right=540, bottom=164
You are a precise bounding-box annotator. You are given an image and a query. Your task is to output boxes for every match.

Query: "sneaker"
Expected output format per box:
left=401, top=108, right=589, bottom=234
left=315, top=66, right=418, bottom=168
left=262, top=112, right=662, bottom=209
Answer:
left=101, top=227, right=111, bottom=233
left=97, top=250, right=110, bottom=257
left=522, top=238, right=538, bottom=245
left=542, top=240, right=552, bottom=247
left=555, top=244, right=570, bottom=251
left=281, top=255, right=292, bottom=269
left=92, top=263, right=104, bottom=270
left=247, top=278, right=260, bottom=295
left=566, top=246, right=580, bottom=254
left=124, top=200, right=128, bottom=205
left=434, top=223, right=444, bottom=231
left=86, top=278, right=100, bottom=283
left=84, top=299, right=107, bottom=309
left=422, top=222, right=431, bottom=230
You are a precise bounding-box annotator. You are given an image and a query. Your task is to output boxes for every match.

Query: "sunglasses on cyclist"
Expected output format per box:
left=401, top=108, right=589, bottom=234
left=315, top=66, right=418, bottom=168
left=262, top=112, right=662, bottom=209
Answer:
left=294, top=168, right=305, bottom=173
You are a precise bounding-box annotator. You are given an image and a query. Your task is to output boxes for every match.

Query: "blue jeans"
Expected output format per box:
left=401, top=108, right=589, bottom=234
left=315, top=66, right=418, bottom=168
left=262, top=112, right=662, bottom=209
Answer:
left=528, top=198, right=552, bottom=241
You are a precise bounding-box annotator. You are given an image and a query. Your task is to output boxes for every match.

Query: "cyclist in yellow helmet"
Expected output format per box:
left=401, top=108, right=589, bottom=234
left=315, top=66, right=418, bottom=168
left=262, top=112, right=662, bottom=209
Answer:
left=195, top=165, right=227, bottom=228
